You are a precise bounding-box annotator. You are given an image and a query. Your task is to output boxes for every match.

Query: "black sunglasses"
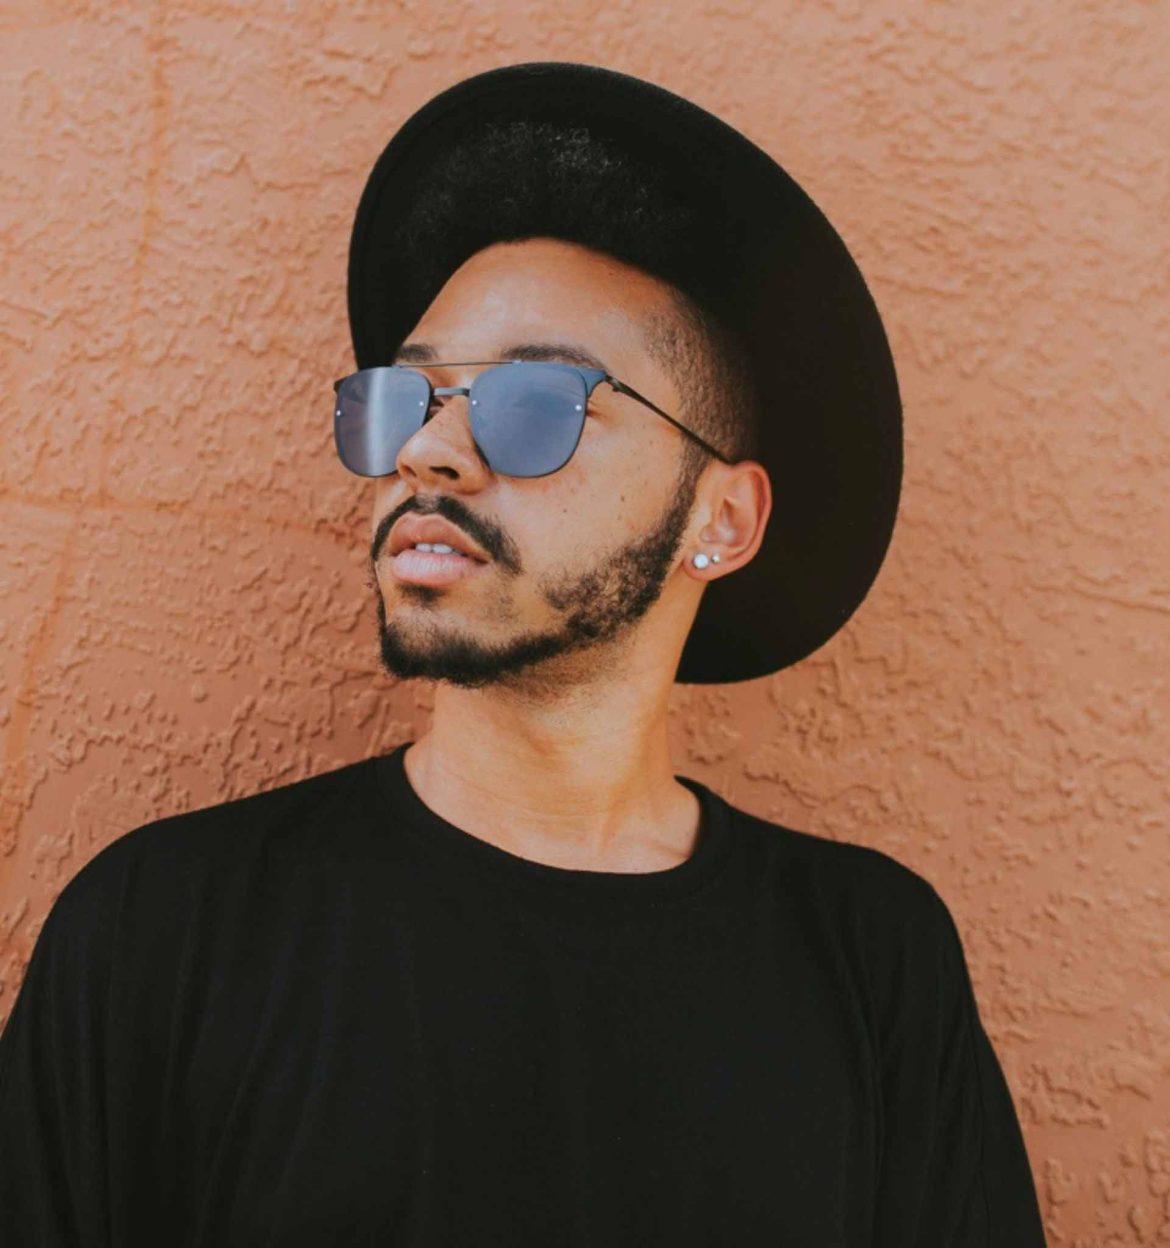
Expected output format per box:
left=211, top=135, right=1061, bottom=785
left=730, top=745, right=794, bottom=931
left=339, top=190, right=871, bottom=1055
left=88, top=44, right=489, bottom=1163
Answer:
left=332, top=360, right=733, bottom=479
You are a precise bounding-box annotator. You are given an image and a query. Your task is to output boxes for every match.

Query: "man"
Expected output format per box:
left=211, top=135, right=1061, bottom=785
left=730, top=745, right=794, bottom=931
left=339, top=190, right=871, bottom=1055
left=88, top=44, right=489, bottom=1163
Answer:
left=0, top=63, right=1047, bottom=1244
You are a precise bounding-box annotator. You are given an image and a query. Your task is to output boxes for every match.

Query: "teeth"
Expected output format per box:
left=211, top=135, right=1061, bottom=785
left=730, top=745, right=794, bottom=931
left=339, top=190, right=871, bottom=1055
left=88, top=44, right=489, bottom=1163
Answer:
left=411, top=542, right=460, bottom=555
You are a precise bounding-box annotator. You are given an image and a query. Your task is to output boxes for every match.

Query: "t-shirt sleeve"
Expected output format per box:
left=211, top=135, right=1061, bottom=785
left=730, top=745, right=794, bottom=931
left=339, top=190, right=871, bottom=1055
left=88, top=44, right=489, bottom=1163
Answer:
left=0, top=843, right=128, bottom=1246
left=871, top=878, right=1048, bottom=1247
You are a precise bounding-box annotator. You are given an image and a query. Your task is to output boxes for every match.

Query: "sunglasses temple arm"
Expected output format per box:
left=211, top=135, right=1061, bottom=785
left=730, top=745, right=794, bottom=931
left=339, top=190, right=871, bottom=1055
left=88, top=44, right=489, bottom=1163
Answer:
left=608, top=377, right=735, bottom=464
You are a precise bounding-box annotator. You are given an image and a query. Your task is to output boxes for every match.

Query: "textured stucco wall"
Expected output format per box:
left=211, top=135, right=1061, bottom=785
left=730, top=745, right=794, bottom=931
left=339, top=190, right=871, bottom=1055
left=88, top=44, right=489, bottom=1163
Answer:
left=2, top=2, right=1168, bottom=1242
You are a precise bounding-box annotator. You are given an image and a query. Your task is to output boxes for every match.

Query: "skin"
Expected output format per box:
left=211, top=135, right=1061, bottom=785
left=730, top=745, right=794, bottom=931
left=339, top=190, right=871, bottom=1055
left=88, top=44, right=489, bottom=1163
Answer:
left=368, top=237, right=771, bottom=872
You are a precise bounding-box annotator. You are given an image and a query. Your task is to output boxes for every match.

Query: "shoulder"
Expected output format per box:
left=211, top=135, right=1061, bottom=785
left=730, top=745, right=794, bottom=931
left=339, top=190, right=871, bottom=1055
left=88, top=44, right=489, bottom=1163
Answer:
left=718, top=794, right=948, bottom=930
left=2, top=756, right=387, bottom=1040
left=716, top=795, right=969, bottom=997
left=44, top=754, right=383, bottom=936
left=718, top=795, right=973, bottom=1030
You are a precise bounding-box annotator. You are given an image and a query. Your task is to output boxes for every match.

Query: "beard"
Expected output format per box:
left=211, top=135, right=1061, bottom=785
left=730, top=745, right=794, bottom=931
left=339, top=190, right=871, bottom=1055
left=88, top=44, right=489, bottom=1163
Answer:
left=370, top=447, right=706, bottom=691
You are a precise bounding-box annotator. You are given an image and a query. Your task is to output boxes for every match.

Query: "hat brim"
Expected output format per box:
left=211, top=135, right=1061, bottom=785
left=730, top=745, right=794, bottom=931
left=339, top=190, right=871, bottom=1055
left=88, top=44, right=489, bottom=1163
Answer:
left=347, top=61, right=902, bottom=684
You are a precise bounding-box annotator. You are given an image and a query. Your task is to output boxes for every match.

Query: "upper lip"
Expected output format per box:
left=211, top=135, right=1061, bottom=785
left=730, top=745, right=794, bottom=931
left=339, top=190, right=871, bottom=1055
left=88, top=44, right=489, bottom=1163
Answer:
left=388, top=515, right=489, bottom=562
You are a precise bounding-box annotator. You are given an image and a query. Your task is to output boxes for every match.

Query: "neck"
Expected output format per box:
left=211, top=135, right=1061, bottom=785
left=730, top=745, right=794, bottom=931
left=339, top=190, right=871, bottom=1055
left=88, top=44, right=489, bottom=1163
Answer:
left=403, top=654, right=700, bottom=873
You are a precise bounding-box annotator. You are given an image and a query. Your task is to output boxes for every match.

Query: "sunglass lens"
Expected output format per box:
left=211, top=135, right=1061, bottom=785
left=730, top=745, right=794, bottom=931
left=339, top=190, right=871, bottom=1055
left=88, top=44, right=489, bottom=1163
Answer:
left=471, top=364, right=588, bottom=477
left=334, top=368, right=429, bottom=477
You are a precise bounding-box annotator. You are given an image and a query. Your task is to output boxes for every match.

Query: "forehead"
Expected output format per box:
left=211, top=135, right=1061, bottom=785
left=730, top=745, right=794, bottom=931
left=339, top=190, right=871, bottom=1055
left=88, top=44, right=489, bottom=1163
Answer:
left=403, top=237, right=674, bottom=359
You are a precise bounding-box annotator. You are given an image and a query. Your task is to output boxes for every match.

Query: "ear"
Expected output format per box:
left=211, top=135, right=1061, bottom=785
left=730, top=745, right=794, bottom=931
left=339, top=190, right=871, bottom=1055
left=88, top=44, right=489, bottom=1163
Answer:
left=686, top=460, right=772, bottom=579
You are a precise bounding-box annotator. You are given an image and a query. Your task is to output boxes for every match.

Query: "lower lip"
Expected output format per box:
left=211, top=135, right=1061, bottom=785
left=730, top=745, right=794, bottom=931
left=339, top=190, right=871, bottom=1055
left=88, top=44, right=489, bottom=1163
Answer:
left=388, top=549, right=489, bottom=586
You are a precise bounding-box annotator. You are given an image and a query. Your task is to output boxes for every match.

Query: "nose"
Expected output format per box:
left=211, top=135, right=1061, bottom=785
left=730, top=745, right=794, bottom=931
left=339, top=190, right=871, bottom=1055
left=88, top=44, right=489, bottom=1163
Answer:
left=395, top=386, right=491, bottom=485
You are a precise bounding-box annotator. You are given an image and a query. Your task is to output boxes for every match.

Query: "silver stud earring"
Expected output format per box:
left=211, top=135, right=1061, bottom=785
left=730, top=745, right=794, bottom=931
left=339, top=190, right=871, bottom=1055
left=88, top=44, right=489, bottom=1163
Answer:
left=692, top=552, right=720, bottom=569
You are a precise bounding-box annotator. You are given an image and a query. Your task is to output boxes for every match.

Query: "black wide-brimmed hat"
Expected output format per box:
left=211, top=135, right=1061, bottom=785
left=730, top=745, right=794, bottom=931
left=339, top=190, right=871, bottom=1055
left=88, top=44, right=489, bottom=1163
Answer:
left=346, top=61, right=902, bottom=685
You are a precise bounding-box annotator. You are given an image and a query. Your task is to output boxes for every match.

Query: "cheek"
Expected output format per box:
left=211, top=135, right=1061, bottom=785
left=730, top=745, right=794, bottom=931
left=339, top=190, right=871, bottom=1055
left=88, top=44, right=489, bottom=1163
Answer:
left=370, top=481, right=397, bottom=528
left=495, top=477, right=595, bottom=565
left=580, top=413, right=670, bottom=500
left=520, top=459, right=661, bottom=557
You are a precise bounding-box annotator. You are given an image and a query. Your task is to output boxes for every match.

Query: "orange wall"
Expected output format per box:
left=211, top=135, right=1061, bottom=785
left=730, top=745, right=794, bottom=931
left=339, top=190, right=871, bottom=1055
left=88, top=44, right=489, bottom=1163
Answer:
left=2, top=3, right=1168, bottom=1242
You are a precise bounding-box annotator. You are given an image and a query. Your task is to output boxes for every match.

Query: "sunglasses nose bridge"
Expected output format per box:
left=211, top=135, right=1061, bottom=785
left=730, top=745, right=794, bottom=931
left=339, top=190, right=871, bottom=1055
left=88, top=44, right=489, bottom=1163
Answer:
left=425, top=384, right=474, bottom=422
left=422, top=383, right=476, bottom=434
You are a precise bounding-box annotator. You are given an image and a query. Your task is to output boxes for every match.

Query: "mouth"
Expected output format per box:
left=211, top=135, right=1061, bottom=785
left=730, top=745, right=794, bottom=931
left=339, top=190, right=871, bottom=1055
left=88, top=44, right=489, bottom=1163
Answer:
left=386, top=546, right=490, bottom=587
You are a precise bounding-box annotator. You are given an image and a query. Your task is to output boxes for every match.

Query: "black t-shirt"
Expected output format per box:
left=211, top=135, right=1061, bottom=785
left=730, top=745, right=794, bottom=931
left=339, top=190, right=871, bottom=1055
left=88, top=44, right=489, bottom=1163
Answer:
left=0, top=744, right=1047, bottom=1246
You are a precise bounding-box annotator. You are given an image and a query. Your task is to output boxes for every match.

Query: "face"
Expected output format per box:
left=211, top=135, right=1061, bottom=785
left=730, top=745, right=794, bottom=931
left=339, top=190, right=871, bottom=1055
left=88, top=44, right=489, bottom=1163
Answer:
left=367, top=237, right=708, bottom=692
